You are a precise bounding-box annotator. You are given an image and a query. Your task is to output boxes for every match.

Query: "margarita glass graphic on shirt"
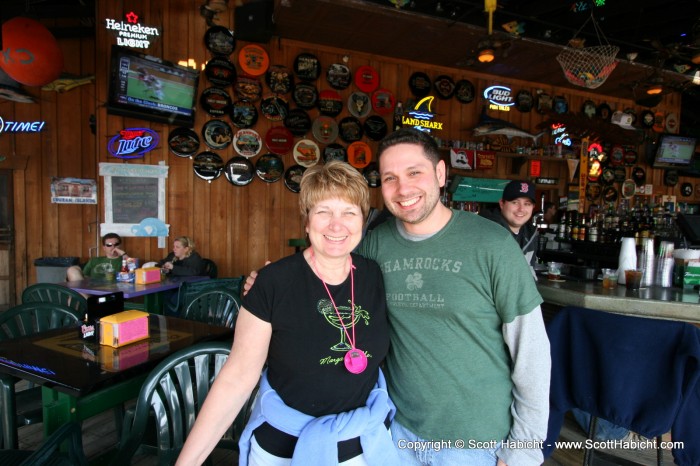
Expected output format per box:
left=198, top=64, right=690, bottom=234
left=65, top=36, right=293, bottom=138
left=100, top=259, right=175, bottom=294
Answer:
left=318, top=299, right=369, bottom=351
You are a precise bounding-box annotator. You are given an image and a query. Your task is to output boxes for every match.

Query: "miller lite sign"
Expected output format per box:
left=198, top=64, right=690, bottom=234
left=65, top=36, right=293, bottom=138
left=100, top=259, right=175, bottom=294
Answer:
left=108, top=128, right=159, bottom=159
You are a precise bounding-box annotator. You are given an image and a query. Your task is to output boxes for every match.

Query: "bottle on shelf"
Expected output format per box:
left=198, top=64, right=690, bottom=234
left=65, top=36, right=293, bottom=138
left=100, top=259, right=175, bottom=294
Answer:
left=557, top=212, right=567, bottom=240
left=578, top=215, right=587, bottom=242
left=588, top=215, right=599, bottom=243
left=567, top=211, right=577, bottom=241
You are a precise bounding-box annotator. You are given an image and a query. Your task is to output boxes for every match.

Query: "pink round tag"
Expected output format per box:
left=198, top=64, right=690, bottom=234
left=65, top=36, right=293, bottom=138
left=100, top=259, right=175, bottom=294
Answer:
left=344, top=348, right=368, bottom=374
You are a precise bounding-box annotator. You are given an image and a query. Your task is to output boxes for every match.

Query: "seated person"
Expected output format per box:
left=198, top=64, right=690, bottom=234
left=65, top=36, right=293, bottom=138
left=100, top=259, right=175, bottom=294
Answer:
left=158, top=236, right=205, bottom=276
left=66, top=233, right=128, bottom=281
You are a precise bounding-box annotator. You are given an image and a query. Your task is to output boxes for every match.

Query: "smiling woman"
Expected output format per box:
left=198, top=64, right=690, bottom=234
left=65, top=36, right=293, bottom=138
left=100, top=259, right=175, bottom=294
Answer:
left=175, top=161, right=397, bottom=465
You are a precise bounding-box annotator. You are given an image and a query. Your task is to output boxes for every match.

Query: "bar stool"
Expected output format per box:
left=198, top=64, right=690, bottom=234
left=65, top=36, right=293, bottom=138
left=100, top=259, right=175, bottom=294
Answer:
left=288, top=238, right=307, bottom=253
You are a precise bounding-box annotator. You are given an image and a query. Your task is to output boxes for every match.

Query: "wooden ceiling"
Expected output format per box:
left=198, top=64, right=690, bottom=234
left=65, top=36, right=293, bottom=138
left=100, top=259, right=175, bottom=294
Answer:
left=272, top=0, right=700, bottom=106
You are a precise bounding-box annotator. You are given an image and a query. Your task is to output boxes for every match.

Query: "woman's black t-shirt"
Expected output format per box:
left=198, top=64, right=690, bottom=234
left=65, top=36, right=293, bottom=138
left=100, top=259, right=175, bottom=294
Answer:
left=243, top=252, right=389, bottom=416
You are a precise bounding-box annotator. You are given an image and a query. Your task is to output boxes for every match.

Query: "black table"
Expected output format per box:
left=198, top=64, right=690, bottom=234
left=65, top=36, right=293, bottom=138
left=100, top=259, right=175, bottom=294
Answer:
left=0, top=314, right=233, bottom=440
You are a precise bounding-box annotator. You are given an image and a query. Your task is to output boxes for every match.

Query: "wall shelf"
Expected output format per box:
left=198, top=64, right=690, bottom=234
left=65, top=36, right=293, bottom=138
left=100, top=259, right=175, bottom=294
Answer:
left=494, top=152, right=567, bottom=173
left=442, top=147, right=568, bottom=174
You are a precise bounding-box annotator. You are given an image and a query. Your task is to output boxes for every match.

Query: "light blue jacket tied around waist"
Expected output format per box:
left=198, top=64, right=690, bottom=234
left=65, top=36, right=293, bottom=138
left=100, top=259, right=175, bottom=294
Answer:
left=238, top=369, right=401, bottom=466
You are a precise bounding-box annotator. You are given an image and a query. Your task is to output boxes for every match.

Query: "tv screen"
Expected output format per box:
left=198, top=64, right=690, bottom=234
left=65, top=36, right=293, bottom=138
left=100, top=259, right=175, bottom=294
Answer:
left=107, top=45, right=200, bottom=127
left=652, top=134, right=698, bottom=168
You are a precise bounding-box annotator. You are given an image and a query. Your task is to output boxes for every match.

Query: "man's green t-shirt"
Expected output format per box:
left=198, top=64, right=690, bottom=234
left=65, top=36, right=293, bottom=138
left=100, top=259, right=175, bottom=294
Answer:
left=82, top=256, right=122, bottom=278
left=357, top=210, right=542, bottom=443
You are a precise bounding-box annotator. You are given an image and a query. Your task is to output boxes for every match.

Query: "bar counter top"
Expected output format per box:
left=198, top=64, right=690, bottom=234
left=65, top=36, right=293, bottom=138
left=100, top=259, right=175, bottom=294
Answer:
left=536, top=278, right=700, bottom=324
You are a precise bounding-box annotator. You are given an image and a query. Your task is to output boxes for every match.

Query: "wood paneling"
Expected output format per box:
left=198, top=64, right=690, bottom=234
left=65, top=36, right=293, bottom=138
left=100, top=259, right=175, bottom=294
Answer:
left=1, top=0, right=684, bottom=304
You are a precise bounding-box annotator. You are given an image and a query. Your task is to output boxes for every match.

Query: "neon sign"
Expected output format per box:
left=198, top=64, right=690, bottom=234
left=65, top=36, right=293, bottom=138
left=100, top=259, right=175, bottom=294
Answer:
left=0, top=356, right=56, bottom=376
left=551, top=123, right=572, bottom=146
left=401, top=96, right=444, bottom=133
left=483, top=85, right=514, bottom=111
left=0, top=116, right=45, bottom=133
left=108, top=128, right=160, bottom=159
left=105, top=12, right=161, bottom=49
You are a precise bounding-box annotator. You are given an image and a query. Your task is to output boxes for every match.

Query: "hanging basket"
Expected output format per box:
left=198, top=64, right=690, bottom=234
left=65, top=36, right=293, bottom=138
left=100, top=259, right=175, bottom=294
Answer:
left=556, top=44, right=620, bottom=89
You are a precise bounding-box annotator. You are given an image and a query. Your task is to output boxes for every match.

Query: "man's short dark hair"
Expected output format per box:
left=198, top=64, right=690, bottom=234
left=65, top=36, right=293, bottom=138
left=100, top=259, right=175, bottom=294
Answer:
left=377, top=128, right=441, bottom=166
left=102, top=233, right=122, bottom=246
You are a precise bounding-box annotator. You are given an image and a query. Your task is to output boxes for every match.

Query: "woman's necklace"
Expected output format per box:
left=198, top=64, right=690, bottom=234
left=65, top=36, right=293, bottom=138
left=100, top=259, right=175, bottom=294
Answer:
left=310, top=249, right=367, bottom=374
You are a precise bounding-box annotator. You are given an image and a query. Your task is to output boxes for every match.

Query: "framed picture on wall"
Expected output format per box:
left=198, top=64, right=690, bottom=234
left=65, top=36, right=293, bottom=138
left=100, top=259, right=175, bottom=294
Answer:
left=99, top=163, right=169, bottom=238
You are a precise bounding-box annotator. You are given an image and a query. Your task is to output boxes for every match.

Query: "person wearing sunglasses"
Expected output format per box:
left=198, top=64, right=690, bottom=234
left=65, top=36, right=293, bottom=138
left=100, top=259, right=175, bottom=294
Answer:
left=66, top=233, right=128, bottom=281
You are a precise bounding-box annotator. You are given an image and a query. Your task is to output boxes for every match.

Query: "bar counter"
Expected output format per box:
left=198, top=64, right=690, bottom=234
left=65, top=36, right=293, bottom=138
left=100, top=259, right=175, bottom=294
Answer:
left=536, top=278, right=700, bottom=324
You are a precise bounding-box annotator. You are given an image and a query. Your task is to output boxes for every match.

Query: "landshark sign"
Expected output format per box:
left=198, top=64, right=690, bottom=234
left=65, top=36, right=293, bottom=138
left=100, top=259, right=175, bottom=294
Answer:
left=401, top=96, right=444, bottom=133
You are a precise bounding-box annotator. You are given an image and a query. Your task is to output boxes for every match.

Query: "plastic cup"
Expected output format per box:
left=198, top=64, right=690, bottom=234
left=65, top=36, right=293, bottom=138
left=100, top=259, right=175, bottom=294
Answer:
left=547, top=262, right=562, bottom=281
left=602, top=268, right=618, bottom=289
left=624, top=269, right=643, bottom=290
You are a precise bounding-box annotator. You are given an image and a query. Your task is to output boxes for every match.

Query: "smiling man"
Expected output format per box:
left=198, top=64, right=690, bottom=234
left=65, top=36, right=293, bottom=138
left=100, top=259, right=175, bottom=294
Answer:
left=480, top=180, right=539, bottom=268
left=357, top=129, right=550, bottom=466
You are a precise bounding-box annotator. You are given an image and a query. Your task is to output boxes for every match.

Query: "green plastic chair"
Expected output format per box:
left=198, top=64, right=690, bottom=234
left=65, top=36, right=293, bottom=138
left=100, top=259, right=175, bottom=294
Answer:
left=110, top=341, right=251, bottom=466
left=21, top=283, right=88, bottom=318
left=201, top=258, right=218, bottom=279
left=180, top=288, right=240, bottom=328
left=0, top=421, right=87, bottom=466
left=0, top=303, right=82, bottom=450
left=175, top=276, right=244, bottom=315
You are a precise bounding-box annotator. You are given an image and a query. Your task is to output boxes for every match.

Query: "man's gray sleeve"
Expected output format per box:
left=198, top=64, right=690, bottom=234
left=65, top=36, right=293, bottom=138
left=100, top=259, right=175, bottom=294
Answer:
left=497, top=306, right=551, bottom=466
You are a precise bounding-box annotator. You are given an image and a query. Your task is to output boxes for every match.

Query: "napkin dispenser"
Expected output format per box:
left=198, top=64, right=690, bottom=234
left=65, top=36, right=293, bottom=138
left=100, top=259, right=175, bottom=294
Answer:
left=81, top=292, right=124, bottom=341
left=135, top=267, right=162, bottom=284
left=99, top=310, right=149, bottom=348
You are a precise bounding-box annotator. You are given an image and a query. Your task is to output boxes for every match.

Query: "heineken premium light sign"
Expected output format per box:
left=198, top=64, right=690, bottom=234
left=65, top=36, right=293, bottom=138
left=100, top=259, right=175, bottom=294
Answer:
left=105, top=12, right=161, bottom=49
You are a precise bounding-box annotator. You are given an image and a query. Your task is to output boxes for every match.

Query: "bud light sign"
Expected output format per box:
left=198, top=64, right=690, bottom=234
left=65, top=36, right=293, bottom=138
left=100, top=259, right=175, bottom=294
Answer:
left=108, top=127, right=159, bottom=159
left=483, top=85, right=514, bottom=111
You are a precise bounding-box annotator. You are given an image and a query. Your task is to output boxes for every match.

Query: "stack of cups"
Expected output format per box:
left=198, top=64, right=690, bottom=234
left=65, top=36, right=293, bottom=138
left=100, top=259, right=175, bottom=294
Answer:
left=638, top=238, right=655, bottom=287
left=655, top=241, right=675, bottom=288
left=672, top=249, right=700, bottom=287
left=617, top=237, right=637, bottom=285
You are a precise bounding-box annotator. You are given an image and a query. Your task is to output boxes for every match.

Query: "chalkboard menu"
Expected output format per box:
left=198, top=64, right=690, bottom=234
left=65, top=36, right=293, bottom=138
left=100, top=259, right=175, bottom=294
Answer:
left=111, top=176, right=159, bottom=224
left=99, top=162, right=169, bottom=238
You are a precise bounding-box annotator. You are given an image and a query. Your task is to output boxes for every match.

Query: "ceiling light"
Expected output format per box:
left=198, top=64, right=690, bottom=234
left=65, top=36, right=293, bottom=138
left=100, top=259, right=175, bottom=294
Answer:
left=646, top=84, right=663, bottom=95
left=692, top=71, right=700, bottom=85
left=478, top=48, right=495, bottom=63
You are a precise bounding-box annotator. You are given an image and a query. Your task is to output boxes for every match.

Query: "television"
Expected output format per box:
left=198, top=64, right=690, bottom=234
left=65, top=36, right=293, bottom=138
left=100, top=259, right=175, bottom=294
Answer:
left=106, top=45, right=200, bottom=127
left=651, top=134, right=698, bottom=168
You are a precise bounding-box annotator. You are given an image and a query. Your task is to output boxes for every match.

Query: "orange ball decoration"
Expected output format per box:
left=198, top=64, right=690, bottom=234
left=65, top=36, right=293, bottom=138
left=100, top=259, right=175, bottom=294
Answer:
left=0, top=17, right=64, bottom=87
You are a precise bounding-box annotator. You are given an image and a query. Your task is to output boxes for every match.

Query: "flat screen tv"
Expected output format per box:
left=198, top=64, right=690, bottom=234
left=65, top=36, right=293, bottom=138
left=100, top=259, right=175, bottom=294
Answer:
left=652, top=134, right=698, bottom=168
left=106, top=45, right=200, bottom=127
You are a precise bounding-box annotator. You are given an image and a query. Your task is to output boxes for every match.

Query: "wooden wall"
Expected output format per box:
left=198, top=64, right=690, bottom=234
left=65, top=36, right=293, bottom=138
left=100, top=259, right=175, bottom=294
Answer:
left=0, top=0, right=684, bottom=303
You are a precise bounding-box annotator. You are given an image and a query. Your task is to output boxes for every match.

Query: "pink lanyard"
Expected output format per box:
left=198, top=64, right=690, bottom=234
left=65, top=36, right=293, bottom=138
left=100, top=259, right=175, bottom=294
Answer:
left=310, top=249, right=357, bottom=350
